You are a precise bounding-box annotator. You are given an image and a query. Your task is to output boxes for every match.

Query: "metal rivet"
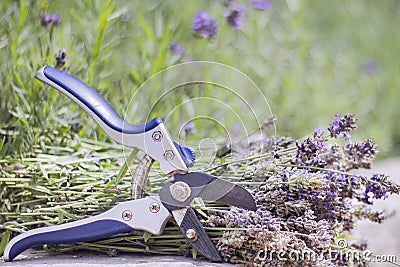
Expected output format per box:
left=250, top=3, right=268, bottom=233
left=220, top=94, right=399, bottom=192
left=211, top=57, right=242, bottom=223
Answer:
left=163, top=150, right=174, bottom=160
left=152, top=131, right=163, bottom=142
left=186, top=229, right=197, bottom=240
left=122, top=210, right=132, bottom=221
left=149, top=202, right=160, bottom=213
left=170, top=181, right=191, bottom=202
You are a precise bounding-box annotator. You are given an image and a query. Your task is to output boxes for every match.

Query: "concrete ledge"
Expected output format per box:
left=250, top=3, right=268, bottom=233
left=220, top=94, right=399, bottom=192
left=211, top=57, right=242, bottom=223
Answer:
left=0, top=250, right=233, bottom=267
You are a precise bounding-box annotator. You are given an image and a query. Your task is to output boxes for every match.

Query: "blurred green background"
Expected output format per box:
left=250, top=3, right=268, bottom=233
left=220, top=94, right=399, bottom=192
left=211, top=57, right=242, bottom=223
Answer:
left=1, top=0, right=399, bottom=158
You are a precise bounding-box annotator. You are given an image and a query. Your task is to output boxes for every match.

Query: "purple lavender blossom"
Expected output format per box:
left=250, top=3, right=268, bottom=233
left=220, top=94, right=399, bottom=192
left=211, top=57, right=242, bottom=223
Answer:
left=192, top=11, right=218, bottom=38
left=224, top=4, right=245, bottom=29
left=323, top=203, right=331, bottom=209
left=168, top=42, right=184, bottom=56
left=250, top=0, right=272, bottom=10
left=40, top=13, right=52, bottom=26
left=296, top=128, right=327, bottom=167
left=183, top=121, right=197, bottom=136
left=363, top=174, right=389, bottom=204
left=231, top=215, right=245, bottom=224
left=50, top=13, right=60, bottom=25
left=328, top=113, right=357, bottom=140
left=282, top=168, right=290, bottom=180
left=313, top=127, right=322, bottom=136
left=343, top=138, right=376, bottom=170
left=40, top=12, right=60, bottom=27
left=55, top=48, right=68, bottom=69
left=329, top=114, right=341, bottom=129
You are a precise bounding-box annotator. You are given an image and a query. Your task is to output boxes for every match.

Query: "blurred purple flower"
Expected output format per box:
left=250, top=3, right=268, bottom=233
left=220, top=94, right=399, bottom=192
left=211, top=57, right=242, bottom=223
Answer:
left=40, top=12, right=60, bottom=27
left=55, top=48, right=68, bottom=69
left=122, top=12, right=133, bottom=22
left=50, top=13, right=60, bottom=25
left=40, top=13, right=51, bottom=26
left=362, top=59, right=380, bottom=75
left=184, top=121, right=197, bottom=136
left=250, top=0, right=272, bottom=10
left=192, top=11, right=218, bottom=38
left=224, top=4, right=245, bottom=29
left=168, top=42, right=184, bottom=56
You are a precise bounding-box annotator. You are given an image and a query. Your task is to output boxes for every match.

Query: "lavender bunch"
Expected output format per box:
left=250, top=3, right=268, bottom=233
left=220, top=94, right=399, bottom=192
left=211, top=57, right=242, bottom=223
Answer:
left=202, top=114, right=400, bottom=266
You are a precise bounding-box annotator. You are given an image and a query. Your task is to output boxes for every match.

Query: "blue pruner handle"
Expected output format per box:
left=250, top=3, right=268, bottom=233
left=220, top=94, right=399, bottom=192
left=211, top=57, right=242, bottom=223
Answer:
left=3, top=197, right=171, bottom=262
left=36, top=66, right=162, bottom=134
left=3, top=219, right=132, bottom=262
left=35, top=66, right=195, bottom=171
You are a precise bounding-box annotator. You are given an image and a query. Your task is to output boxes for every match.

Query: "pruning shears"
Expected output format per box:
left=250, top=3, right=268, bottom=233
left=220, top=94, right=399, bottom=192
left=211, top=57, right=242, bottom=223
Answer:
left=3, top=66, right=256, bottom=262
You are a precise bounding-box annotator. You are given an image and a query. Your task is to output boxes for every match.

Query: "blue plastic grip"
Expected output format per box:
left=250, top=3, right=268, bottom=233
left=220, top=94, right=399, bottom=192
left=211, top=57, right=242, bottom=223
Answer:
left=6, top=220, right=133, bottom=261
left=41, top=66, right=162, bottom=134
left=173, top=141, right=195, bottom=167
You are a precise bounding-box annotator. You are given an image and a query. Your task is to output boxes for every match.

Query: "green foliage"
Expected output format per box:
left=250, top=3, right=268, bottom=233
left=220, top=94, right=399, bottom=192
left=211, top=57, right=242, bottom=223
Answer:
left=0, top=231, right=10, bottom=255
left=0, top=0, right=399, bottom=158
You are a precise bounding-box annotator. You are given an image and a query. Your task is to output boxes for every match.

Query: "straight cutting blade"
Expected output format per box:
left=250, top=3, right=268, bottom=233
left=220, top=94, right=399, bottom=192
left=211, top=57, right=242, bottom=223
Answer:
left=172, top=207, right=222, bottom=262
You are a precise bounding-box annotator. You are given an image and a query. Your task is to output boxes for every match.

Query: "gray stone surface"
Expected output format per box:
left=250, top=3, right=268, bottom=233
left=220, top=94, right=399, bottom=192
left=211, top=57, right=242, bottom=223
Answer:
left=0, top=249, right=232, bottom=267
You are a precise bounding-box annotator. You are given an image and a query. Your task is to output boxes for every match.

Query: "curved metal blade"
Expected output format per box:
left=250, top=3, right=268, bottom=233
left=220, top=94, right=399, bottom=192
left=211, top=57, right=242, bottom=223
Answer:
left=207, top=181, right=257, bottom=211
left=172, top=207, right=221, bottom=262
left=161, top=172, right=256, bottom=211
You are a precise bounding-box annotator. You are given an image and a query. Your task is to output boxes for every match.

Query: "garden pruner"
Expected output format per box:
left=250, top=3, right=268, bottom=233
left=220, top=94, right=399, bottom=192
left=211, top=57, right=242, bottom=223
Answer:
left=3, top=66, right=256, bottom=262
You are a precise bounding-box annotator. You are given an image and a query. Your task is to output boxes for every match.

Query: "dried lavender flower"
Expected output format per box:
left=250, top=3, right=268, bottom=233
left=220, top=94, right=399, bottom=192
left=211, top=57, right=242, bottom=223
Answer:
left=328, top=113, right=358, bottom=140
left=363, top=174, right=389, bottom=204
left=295, top=128, right=327, bottom=167
left=200, top=114, right=400, bottom=266
left=342, top=138, right=377, bottom=170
